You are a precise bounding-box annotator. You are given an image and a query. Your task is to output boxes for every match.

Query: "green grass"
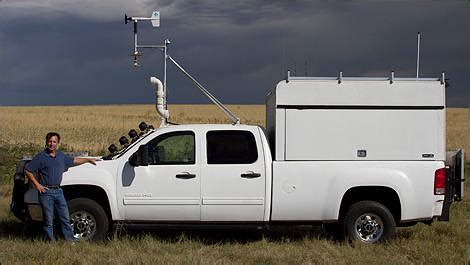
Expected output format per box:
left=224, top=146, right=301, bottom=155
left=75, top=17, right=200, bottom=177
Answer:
left=1, top=144, right=469, bottom=264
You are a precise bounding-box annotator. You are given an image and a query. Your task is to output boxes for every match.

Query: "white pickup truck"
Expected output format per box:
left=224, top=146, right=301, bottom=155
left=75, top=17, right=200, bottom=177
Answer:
left=11, top=74, right=465, bottom=243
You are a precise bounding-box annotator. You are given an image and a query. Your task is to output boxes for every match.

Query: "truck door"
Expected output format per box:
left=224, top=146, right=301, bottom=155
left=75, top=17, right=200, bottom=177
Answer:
left=201, top=129, right=266, bottom=221
left=121, top=130, right=200, bottom=221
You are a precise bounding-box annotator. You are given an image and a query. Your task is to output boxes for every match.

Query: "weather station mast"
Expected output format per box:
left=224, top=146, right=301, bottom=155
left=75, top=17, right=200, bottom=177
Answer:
left=124, top=10, right=240, bottom=127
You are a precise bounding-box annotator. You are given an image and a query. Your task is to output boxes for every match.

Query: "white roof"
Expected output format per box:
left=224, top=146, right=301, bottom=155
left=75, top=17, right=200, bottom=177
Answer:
left=271, top=77, right=445, bottom=107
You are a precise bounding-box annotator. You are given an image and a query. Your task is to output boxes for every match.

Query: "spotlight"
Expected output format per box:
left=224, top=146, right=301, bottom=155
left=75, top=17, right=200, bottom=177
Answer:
left=139, top=121, right=148, bottom=131
left=128, top=129, right=138, bottom=139
left=108, top=144, right=118, bottom=154
left=119, top=136, right=129, bottom=146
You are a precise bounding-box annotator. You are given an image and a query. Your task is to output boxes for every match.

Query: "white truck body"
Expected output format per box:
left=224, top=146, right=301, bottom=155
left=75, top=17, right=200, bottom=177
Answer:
left=14, top=76, right=464, bottom=243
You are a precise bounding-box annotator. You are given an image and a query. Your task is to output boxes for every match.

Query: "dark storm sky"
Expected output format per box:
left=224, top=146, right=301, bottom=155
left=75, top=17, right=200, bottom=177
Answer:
left=2, top=1, right=469, bottom=106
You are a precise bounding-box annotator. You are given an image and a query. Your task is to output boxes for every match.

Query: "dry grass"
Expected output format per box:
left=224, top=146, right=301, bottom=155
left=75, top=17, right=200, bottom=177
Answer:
left=0, top=105, right=265, bottom=155
left=447, top=108, right=470, bottom=159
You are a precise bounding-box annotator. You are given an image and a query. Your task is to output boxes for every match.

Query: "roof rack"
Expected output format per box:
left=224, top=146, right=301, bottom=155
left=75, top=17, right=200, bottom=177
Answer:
left=286, top=70, right=445, bottom=84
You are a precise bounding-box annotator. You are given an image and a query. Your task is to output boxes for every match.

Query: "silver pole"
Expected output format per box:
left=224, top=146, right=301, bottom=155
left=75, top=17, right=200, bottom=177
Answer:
left=163, top=40, right=168, bottom=111
left=416, top=32, right=420, bottom=79
left=133, top=21, right=138, bottom=55
left=167, top=56, right=240, bottom=125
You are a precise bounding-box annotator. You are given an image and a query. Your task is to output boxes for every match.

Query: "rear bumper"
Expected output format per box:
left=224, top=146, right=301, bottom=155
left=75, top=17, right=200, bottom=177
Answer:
left=432, top=200, right=444, bottom=218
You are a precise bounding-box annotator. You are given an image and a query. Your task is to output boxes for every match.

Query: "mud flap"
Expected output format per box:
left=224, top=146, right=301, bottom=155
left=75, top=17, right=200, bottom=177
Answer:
left=10, top=160, right=31, bottom=222
left=439, top=149, right=465, bottom=221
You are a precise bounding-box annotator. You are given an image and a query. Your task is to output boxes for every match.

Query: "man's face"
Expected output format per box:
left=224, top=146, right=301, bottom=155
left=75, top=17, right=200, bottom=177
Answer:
left=46, top=136, right=59, bottom=152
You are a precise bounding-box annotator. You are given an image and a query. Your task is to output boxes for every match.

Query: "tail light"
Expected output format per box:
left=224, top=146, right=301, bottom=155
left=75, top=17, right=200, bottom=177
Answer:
left=434, top=167, right=446, bottom=195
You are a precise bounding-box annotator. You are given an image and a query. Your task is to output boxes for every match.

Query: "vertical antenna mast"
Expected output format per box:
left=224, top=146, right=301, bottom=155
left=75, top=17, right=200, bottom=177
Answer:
left=416, top=32, right=420, bottom=79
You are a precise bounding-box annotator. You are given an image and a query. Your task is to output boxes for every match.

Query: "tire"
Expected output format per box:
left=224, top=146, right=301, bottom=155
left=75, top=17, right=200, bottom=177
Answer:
left=67, top=198, right=109, bottom=241
left=343, top=201, right=396, bottom=243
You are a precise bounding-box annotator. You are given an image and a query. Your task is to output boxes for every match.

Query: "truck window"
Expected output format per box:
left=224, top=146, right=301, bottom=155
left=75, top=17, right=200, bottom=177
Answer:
left=206, top=130, right=258, bottom=164
left=147, top=131, right=195, bottom=165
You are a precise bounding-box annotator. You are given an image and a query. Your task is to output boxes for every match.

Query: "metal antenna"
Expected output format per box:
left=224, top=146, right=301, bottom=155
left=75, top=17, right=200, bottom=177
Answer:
left=416, top=32, right=420, bottom=79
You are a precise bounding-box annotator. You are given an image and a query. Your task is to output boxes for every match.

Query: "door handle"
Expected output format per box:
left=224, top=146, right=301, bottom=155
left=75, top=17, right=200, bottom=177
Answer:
left=176, top=172, right=196, bottom=179
left=241, top=171, right=261, bottom=179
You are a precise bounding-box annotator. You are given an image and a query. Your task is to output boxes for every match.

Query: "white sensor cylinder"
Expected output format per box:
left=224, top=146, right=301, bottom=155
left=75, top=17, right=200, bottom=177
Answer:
left=150, top=77, right=169, bottom=121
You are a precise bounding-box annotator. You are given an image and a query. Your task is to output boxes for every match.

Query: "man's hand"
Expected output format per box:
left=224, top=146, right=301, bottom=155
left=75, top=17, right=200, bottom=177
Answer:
left=34, top=183, right=48, bottom=194
left=87, top=158, right=99, bottom=165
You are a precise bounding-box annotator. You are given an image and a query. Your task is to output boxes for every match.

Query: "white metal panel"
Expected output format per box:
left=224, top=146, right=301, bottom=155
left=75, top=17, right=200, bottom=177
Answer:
left=258, top=126, right=273, bottom=222
left=271, top=160, right=444, bottom=221
left=275, top=109, right=286, bottom=161
left=201, top=205, right=265, bottom=221
left=202, top=198, right=264, bottom=205
left=275, top=79, right=444, bottom=106
left=117, top=127, right=202, bottom=221
left=122, top=163, right=201, bottom=221
left=62, top=160, right=122, bottom=220
left=200, top=126, right=266, bottom=221
left=284, top=109, right=445, bottom=161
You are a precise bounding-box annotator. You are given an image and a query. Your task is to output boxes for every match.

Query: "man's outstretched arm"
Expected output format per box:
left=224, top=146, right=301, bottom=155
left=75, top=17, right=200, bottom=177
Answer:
left=73, top=157, right=98, bottom=166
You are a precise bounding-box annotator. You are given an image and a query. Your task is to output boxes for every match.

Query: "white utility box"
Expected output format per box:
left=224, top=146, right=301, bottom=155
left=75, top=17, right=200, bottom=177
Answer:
left=266, top=76, right=446, bottom=161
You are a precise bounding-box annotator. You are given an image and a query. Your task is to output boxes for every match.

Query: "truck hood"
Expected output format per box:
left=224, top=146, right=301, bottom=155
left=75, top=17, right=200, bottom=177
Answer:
left=61, top=158, right=120, bottom=186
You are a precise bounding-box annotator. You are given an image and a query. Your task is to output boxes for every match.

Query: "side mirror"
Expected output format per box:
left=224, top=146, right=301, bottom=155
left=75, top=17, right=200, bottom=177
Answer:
left=129, top=145, right=149, bottom=167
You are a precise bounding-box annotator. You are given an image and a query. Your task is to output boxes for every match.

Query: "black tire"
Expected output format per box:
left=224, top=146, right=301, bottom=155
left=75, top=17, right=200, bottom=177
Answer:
left=67, top=198, right=109, bottom=241
left=343, top=201, right=396, bottom=243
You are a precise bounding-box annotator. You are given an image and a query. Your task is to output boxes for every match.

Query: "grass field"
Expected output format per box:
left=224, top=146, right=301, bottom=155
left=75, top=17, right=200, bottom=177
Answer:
left=0, top=105, right=469, bottom=263
left=0, top=105, right=265, bottom=155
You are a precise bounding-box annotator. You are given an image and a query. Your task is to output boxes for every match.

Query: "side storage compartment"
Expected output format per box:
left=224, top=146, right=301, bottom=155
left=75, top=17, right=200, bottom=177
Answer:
left=284, top=108, right=444, bottom=161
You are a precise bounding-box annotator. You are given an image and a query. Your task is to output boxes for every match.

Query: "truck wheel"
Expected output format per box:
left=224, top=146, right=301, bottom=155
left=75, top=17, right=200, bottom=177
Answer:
left=343, top=201, right=395, bottom=243
left=67, top=198, right=109, bottom=241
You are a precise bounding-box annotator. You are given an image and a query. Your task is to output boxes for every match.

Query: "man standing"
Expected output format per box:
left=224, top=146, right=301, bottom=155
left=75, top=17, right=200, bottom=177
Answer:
left=24, top=132, right=98, bottom=242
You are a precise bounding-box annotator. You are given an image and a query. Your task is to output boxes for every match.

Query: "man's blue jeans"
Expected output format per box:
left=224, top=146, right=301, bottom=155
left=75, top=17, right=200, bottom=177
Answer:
left=38, top=188, right=74, bottom=241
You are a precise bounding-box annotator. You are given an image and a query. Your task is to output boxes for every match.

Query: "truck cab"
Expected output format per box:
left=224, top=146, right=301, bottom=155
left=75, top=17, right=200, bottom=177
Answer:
left=115, top=124, right=272, bottom=222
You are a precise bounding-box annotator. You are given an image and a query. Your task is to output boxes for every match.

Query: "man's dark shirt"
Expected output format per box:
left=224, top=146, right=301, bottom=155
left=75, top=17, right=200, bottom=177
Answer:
left=25, top=150, right=74, bottom=186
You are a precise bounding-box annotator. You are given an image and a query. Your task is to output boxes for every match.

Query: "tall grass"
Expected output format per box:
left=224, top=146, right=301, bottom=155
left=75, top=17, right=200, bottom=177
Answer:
left=0, top=105, right=265, bottom=155
left=446, top=108, right=470, bottom=158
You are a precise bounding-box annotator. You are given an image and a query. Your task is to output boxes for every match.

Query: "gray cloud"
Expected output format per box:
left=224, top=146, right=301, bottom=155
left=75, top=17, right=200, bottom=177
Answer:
left=2, top=1, right=469, bottom=106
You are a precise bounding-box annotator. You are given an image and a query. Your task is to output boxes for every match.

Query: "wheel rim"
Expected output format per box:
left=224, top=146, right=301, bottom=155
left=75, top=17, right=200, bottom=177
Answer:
left=70, top=211, right=97, bottom=240
left=353, top=213, right=384, bottom=243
